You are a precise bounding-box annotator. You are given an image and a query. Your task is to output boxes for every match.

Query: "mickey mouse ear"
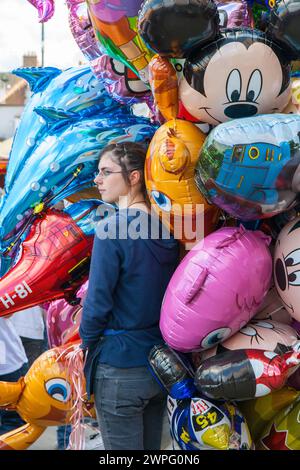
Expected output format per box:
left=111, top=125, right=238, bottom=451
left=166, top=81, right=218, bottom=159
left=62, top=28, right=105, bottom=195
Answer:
left=138, top=0, right=220, bottom=58
left=267, top=0, right=300, bottom=60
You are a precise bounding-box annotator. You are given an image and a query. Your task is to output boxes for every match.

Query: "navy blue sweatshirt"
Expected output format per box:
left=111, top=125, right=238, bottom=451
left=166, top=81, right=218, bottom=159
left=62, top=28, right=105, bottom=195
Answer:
left=79, top=209, right=179, bottom=397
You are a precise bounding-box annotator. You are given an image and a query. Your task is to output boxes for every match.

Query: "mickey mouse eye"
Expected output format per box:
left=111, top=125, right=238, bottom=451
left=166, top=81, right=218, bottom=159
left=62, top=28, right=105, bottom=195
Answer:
left=246, top=70, right=262, bottom=102
left=201, top=327, right=232, bottom=349
left=151, top=191, right=172, bottom=212
left=288, top=270, right=300, bottom=287
left=285, top=249, right=300, bottom=267
left=226, top=69, right=242, bottom=102
left=45, top=378, right=71, bottom=402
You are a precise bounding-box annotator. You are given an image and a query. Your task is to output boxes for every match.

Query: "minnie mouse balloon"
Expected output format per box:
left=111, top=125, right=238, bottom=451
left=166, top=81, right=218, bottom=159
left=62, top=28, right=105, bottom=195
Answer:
left=195, top=342, right=300, bottom=401
left=160, top=225, right=272, bottom=352
left=195, top=113, right=300, bottom=220
left=139, top=0, right=300, bottom=125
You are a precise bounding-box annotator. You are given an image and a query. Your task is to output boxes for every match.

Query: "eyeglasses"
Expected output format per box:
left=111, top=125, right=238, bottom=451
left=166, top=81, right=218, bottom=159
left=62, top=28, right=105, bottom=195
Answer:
left=95, top=168, right=139, bottom=178
left=95, top=169, right=124, bottom=178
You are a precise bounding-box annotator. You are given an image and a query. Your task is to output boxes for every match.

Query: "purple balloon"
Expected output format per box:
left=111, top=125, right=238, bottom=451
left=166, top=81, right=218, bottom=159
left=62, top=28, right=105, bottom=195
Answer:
left=66, top=0, right=101, bottom=61
left=160, top=226, right=272, bottom=353
left=216, top=1, right=254, bottom=28
left=27, top=0, right=55, bottom=22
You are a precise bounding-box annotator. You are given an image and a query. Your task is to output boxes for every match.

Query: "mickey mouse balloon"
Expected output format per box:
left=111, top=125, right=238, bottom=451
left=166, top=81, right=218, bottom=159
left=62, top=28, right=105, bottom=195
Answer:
left=274, top=216, right=300, bottom=321
left=139, top=0, right=300, bottom=125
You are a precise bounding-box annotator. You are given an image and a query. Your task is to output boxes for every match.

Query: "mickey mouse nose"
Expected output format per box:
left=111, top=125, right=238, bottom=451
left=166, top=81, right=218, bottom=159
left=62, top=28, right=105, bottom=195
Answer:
left=224, top=104, right=257, bottom=119
left=275, top=258, right=287, bottom=291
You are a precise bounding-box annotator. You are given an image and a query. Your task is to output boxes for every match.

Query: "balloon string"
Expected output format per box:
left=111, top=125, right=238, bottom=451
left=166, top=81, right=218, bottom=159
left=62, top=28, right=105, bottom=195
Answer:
left=56, top=343, right=92, bottom=450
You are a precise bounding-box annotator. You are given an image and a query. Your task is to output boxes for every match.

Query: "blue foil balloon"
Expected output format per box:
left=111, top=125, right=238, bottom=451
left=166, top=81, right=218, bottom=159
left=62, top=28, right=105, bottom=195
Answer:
left=3, top=65, right=117, bottom=194
left=195, top=114, right=300, bottom=220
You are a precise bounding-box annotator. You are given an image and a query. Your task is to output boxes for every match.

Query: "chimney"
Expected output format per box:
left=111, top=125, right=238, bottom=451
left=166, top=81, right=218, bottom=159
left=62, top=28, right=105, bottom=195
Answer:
left=22, top=53, right=38, bottom=68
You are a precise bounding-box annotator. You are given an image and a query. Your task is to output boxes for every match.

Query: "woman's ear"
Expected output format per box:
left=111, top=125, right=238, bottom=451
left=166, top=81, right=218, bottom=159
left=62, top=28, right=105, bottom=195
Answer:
left=266, top=0, right=300, bottom=60
left=138, top=0, right=220, bottom=59
left=129, top=169, right=142, bottom=187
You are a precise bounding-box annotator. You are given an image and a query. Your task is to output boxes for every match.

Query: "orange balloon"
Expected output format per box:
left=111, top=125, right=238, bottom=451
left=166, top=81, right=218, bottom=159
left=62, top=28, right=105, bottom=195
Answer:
left=145, top=119, right=219, bottom=245
left=149, top=55, right=178, bottom=121
left=0, top=342, right=94, bottom=450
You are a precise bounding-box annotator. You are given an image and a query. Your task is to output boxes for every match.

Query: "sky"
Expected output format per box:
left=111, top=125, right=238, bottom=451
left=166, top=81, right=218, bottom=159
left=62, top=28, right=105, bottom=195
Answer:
left=0, top=0, right=85, bottom=72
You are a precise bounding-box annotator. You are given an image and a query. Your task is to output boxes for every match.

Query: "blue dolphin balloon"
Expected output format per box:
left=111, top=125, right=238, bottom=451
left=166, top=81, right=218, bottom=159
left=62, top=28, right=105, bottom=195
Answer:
left=3, top=64, right=117, bottom=194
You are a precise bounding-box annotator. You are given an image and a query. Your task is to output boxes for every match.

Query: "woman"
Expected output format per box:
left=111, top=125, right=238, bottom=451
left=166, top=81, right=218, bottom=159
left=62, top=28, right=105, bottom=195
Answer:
left=79, top=142, right=179, bottom=450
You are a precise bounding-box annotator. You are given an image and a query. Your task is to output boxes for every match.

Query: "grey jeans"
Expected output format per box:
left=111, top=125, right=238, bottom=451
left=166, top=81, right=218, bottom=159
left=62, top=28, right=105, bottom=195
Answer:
left=93, top=363, right=166, bottom=450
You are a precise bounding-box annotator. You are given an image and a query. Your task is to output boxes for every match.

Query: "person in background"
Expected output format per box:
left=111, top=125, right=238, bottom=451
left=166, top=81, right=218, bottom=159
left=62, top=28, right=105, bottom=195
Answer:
left=0, top=317, right=28, bottom=435
left=80, top=142, right=179, bottom=450
left=10, top=305, right=47, bottom=367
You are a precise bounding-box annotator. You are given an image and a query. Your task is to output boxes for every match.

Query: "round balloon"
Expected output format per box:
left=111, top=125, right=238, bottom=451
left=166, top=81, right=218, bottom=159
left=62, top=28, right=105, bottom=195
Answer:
left=274, top=216, right=300, bottom=321
left=257, top=395, right=300, bottom=450
left=239, top=387, right=300, bottom=443
left=160, top=225, right=272, bottom=352
left=167, top=396, right=253, bottom=450
left=86, top=0, right=153, bottom=82
left=145, top=119, right=220, bottom=245
left=195, top=114, right=300, bottom=220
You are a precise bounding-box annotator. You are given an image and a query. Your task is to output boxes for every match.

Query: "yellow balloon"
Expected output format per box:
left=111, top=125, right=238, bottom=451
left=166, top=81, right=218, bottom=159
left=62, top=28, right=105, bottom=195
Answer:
left=0, top=342, right=94, bottom=450
left=145, top=119, right=220, bottom=245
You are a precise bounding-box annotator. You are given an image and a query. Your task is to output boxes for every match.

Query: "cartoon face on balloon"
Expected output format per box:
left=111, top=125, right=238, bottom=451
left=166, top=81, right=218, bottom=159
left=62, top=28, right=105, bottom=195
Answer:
left=145, top=119, right=219, bottom=244
left=274, top=216, right=300, bottom=321
left=139, top=0, right=300, bottom=125
left=179, top=38, right=291, bottom=125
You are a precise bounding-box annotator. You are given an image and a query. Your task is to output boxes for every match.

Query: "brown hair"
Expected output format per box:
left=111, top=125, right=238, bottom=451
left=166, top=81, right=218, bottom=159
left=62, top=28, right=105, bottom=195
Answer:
left=99, top=142, right=149, bottom=202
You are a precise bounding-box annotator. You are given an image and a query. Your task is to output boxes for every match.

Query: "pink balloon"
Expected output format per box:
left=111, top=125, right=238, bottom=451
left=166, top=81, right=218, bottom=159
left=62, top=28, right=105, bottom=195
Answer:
left=160, top=225, right=272, bottom=352
left=45, top=280, right=88, bottom=348
left=66, top=0, right=101, bottom=61
left=27, top=0, right=55, bottom=22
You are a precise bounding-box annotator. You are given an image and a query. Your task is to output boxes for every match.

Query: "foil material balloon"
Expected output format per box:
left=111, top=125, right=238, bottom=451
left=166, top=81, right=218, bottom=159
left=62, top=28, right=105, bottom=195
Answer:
left=138, top=0, right=220, bottom=59
left=267, top=0, right=300, bottom=60
left=148, top=345, right=196, bottom=400
left=195, top=342, right=300, bottom=401
left=274, top=216, right=300, bottom=322
left=167, top=396, right=253, bottom=450
left=0, top=342, right=94, bottom=450
left=195, top=114, right=300, bottom=220
left=4, top=65, right=117, bottom=194
left=160, top=225, right=272, bottom=352
left=46, top=280, right=87, bottom=348
left=216, top=1, right=254, bottom=28
left=200, top=319, right=299, bottom=361
left=239, top=387, right=300, bottom=442
left=145, top=119, right=219, bottom=245
left=86, top=0, right=153, bottom=82
left=0, top=105, right=156, bottom=261
left=0, top=201, right=104, bottom=317
left=27, top=0, right=55, bottom=22
left=67, top=0, right=101, bottom=61
left=90, top=54, right=154, bottom=110
left=138, top=0, right=300, bottom=125
left=257, top=394, right=300, bottom=450
left=148, top=55, right=179, bottom=121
